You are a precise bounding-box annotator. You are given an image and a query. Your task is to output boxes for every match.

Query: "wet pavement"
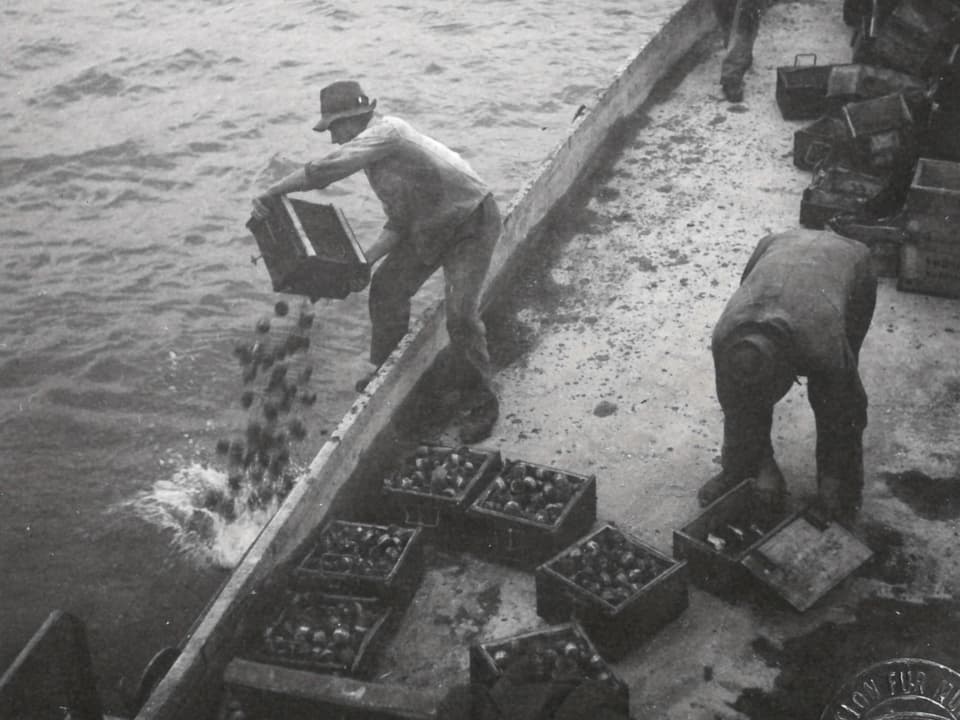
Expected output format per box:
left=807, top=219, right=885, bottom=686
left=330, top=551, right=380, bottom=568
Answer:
left=377, top=1, right=960, bottom=717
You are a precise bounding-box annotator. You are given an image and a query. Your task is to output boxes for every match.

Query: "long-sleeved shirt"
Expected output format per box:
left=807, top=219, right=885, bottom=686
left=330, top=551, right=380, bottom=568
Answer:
left=304, top=114, right=491, bottom=264
left=712, top=228, right=875, bottom=382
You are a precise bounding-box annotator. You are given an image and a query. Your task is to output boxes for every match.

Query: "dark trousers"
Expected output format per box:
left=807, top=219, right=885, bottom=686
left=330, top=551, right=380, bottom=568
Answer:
left=718, top=0, right=763, bottom=87
left=368, top=195, right=501, bottom=399
left=714, top=275, right=877, bottom=512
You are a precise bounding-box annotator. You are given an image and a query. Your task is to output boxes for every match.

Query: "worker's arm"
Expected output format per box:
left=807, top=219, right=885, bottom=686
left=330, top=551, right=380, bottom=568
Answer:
left=252, top=122, right=394, bottom=219
left=807, top=355, right=868, bottom=516
left=346, top=227, right=403, bottom=293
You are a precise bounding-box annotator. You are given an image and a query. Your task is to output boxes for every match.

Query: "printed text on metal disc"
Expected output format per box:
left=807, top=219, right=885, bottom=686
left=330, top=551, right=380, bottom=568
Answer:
left=821, top=658, right=960, bottom=720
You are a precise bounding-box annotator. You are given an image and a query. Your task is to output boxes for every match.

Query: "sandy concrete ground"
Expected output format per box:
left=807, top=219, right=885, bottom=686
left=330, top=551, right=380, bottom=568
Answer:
left=380, top=2, right=960, bottom=717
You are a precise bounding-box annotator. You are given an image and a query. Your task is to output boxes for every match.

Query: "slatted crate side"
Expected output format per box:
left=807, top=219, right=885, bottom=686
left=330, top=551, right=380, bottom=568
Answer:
left=291, top=522, right=426, bottom=607
left=467, top=472, right=598, bottom=569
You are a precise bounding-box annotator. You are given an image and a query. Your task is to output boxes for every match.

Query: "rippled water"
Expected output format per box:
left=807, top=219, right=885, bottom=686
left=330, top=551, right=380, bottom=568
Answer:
left=1, top=0, right=680, bottom=710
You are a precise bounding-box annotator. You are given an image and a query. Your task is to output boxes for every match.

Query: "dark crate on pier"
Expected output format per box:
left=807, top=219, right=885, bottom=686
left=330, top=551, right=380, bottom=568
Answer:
left=793, top=116, right=850, bottom=171
left=244, top=590, right=392, bottom=680
left=380, top=445, right=501, bottom=544
left=898, top=239, right=960, bottom=298
left=841, top=93, right=916, bottom=172
left=246, top=196, right=366, bottom=302
left=776, top=54, right=835, bottom=120
left=800, top=163, right=892, bottom=229
left=903, top=157, right=960, bottom=239
left=673, top=479, right=873, bottom=611
left=291, top=521, right=425, bottom=609
left=535, top=524, right=688, bottom=660
left=465, top=460, right=597, bottom=569
left=468, top=622, right=629, bottom=709
left=869, top=0, right=960, bottom=76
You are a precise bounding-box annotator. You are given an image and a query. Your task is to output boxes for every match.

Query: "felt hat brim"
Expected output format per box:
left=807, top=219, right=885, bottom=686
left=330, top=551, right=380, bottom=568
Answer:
left=313, top=99, right=377, bottom=132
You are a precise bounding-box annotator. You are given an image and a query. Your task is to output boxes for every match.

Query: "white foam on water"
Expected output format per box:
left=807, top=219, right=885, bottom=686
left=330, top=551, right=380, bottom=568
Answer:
left=129, top=460, right=289, bottom=569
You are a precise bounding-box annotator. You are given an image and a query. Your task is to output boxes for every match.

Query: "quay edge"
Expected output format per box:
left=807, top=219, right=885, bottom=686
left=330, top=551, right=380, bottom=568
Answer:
left=134, top=0, right=718, bottom=718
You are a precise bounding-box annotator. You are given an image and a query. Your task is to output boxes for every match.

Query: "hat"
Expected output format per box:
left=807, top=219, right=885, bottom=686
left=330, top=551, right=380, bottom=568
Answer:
left=313, top=81, right=377, bottom=132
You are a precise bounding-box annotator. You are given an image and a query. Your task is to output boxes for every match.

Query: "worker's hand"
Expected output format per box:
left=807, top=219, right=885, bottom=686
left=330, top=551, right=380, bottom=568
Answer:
left=348, top=262, right=371, bottom=293
left=251, top=193, right=276, bottom=220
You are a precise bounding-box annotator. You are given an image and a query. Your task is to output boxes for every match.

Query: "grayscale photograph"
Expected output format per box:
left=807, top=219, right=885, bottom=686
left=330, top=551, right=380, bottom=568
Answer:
left=2, top=0, right=960, bottom=718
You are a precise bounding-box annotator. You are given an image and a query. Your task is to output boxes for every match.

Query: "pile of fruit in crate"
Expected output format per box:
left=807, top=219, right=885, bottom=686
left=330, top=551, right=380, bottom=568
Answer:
left=481, top=627, right=622, bottom=691
left=381, top=445, right=485, bottom=497
left=255, top=591, right=387, bottom=672
left=547, top=526, right=672, bottom=606
left=299, top=522, right=415, bottom=577
left=477, top=459, right=585, bottom=524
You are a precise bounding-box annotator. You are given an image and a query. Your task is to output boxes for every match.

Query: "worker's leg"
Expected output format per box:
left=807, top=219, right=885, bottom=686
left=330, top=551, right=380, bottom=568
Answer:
left=368, top=241, right=438, bottom=368
left=720, top=0, right=762, bottom=102
left=442, top=195, right=501, bottom=444
left=846, top=262, right=879, bottom=364
left=808, top=361, right=868, bottom=522
left=700, top=352, right=788, bottom=507
left=442, top=195, right=502, bottom=443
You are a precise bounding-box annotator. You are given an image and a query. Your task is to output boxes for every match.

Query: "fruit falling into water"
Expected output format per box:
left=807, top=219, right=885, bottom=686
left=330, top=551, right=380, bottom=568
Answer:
left=213, top=300, right=321, bottom=514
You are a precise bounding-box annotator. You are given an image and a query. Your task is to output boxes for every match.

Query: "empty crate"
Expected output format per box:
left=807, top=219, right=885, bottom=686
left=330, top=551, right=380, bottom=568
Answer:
left=247, top=197, right=367, bottom=301
left=673, top=479, right=873, bottom=611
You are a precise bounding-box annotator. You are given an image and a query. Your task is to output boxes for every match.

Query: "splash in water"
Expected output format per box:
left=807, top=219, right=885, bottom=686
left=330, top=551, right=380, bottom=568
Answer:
left=131, top=459, right=297, bottom=568
left=133, top=300, right=320, bottom=567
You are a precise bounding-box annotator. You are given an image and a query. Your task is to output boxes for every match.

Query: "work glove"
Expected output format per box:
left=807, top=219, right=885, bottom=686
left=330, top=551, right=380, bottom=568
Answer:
left=348, top=262, right=371, bottom=293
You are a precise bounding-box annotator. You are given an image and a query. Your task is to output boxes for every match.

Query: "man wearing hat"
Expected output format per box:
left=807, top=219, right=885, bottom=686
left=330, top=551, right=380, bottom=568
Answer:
left=698, top=228, right=877, bottom=522
left=252, top=81, right=502, bottom=443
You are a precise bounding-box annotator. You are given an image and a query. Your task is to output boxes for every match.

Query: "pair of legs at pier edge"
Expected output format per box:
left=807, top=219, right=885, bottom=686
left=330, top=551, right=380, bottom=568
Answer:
left=715, top=0, right=766, bottom=102
left=360, top=194, right=502, bottom=445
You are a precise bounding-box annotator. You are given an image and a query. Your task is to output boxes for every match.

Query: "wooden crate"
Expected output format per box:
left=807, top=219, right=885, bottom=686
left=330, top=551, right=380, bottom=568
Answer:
left=292, top=521, right=425, bottom=608
left=534, top=524, right=688, bottom=660
left=468, top=622, right=629, bottom=708
left=672, top=479, right=792, bottom=599
left=898, top=239, right=960, bottom=298
left=244, top=591, right=392, bottom=680
left=793, top=115, right=850, bottom=171
left=842, top=93, right=917, bottom=172
left=776, top=54, right=835, bottom=120
left=380, top=445, right=501, bottom=543
left=800, top=163, right=892, bottom=229
left=673, top=479, right=873, bottom=611
left=465, top=459, right=597, bottom=569
left=903, top=157, right=960, bottom=239
left=246, top=197, right=366, bottom=301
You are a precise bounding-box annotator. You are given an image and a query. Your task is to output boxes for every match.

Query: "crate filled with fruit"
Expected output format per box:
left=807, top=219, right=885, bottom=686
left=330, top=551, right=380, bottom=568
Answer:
left=292, top=521, right=425, bottom=607
left=469, top=622, right=629, bottom=708
left=245, top=590, right=391, bottom=678
left=535, top=524, right=688, bottom=659
left=465, top=458, right=597, bottom=568
left=380, top=444, right=501, bottom=536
